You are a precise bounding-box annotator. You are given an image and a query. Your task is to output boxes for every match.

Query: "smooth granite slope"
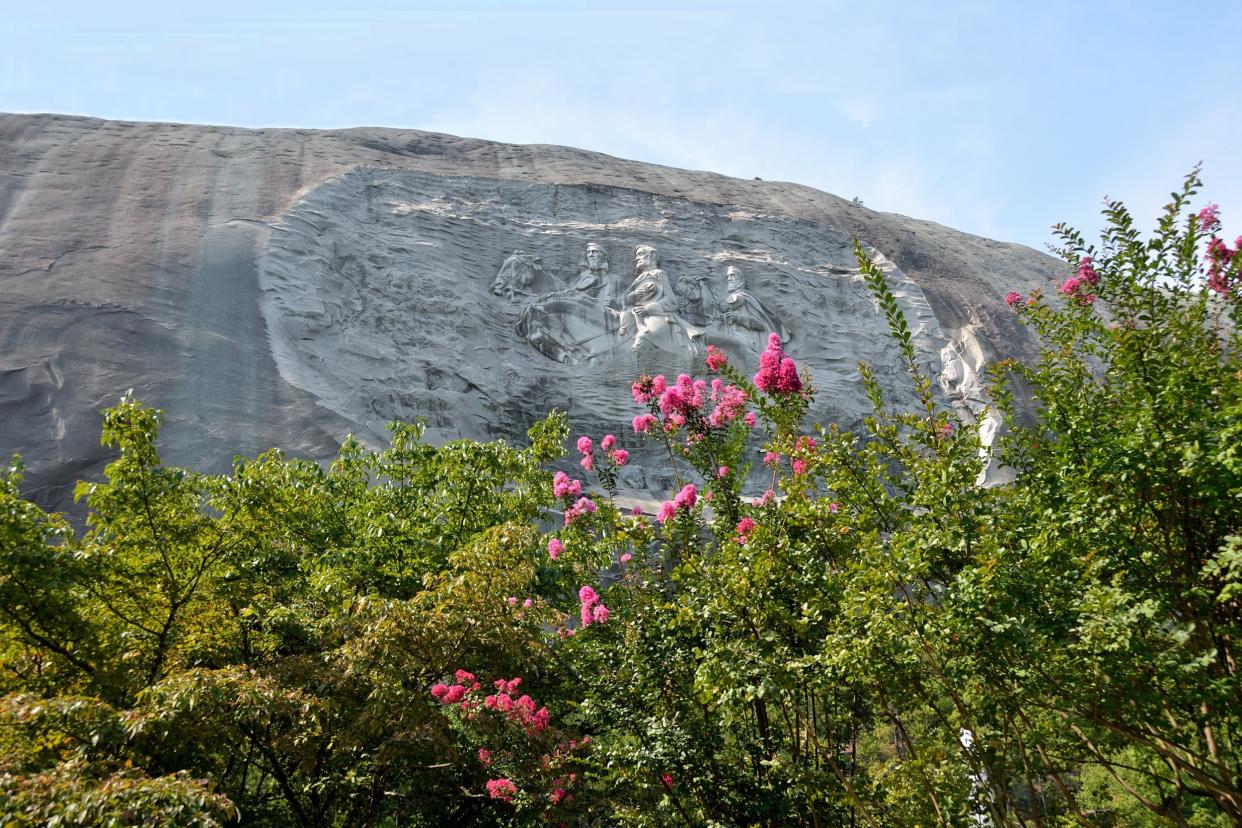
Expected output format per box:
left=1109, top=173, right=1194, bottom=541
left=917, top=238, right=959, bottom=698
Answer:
left=0, top=113, right=1059, bottom=511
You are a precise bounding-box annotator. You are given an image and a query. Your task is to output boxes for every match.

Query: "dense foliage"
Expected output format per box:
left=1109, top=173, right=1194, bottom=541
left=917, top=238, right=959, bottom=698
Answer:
left=1, top=172, right=1239, bottom=826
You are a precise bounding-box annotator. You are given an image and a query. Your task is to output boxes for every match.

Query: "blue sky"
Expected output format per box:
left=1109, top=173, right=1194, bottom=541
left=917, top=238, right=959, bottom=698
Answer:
left=3, top=0, right=1238, bottom=251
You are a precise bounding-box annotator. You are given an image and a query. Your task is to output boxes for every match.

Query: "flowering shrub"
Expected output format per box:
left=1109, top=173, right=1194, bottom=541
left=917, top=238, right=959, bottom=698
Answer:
left=0, top=172, right=1238, bottom=826
left=430, top=669, right=590, bottom=817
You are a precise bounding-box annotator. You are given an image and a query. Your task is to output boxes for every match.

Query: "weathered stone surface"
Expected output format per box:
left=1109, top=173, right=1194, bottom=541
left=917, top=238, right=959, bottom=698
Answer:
left=0, top=113, right=1058, bottom=510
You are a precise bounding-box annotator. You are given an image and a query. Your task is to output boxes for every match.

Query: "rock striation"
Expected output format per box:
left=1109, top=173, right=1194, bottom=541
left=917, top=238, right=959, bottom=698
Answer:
left=0, top=113, right=1058, bottom=510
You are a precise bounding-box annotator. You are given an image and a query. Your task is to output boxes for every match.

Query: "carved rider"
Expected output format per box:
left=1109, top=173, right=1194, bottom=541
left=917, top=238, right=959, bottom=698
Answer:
left=722, top=265, right=788, bottom=343
left=567, top=243, right=612, bottom=305
left=673, top=270, right=712, bottom=326
left=620, top=245, right=680, bottom=350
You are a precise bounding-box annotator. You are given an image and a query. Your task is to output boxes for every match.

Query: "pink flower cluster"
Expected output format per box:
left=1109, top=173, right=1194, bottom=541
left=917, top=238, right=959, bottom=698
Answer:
left=1057, top=276, right=1096, bottom=307
left=707, top=378, right=749, bottom=427
left=793, top=436, right=818, bottom=462
left=632, top=413, right=658, bottom=433
left=547, top=537, right=563, bottom=560
left=631, top=374, right=667, bottom=404
left=656, top=483, right=698, bottom=524
left=1005, top=291, right=1024, bottom=308
left=578, top=584, right=611, bottom=627
left=563, top=496, right=597, bottom=526
left=1077, top=256, right=1100, bottom=286
left=753, top=333, right=803, bottom=395
left=735, top=516, right=756, bottom=544
left=633, top=371, right=752, bottom=436
left=487, top=778, right=517, bottom=803
left=577, top=436, right=595, bottom=471
left=438, top=673, right=592, bottom=811
left=431, top=669, right=483, bottom=705
left=1058, top=257, right=1099, bottom=306
left=1200, top=203, right=1221, bottom=232
left=481, top=677, right=552, bottom=735
left=658, top=373, right=707, bottom=427
left=552, top=471, right=581, bottom=499
left=1207, top=235, right=1241, bottom=295
left=705, top=344, right=728, bottom=372
left=577, top=433, right=629, bottom=469
left=752, top=489, right=775, bottom=507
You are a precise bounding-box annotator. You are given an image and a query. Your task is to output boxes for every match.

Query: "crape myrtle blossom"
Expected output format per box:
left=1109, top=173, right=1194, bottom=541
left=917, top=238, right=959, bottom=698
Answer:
left=659, top=374, right=707, bottom=421
left=1058, top=258, right=1099, bottom=307
left=577, top=436, right=595, bottom=470
left=487, top=778, right=517, bottom=803
left=707, top=379, right=748, bottom=427
left=563, top=497, right=597, bottom=526
left=433, top=672, right=552, bottom=736
left=578, top=583, right=610, bottom=627
left=1206, top=234, right=1241, bottom=295
left=552, top=471, right=581, bottom=499
left=1005, top=291, right=1024, bottom=308
left=634, top=370, right=751, bottom=437
left=705, top=344, right=728, bottom=372
left=431, top=670, right=590, bottom=810
left=1199, top=203, right=1221, bottom=232
left=633, top=413, right=657, bottom=433
left=753, top=333, right=802, bottom=395
left=547, top=538, right=563, bottom=560
left=630, top=374, right=667, bottom=404
left=656, top=484, right=698, bottom=524
left=1077, top=256, right=1099, bottom=286
left=735, top=516, right=756, bottom=544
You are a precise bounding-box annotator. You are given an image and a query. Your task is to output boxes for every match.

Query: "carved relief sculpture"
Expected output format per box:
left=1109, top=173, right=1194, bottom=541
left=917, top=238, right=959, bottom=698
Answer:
left=673, top=270, right=712, bottom=325
left=720, top=265, right=788, bottom=345
left=515, top=243, right=620, bottom=365
left=567, top=242, right=612, bottom=304
left=620, top=245, right=700, bottom=353
left=491, top=250, right=542, bottom=301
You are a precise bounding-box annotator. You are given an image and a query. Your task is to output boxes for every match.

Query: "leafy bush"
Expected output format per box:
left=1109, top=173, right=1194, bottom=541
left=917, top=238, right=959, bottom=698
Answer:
left=0, top=171, right=1237, bottom=825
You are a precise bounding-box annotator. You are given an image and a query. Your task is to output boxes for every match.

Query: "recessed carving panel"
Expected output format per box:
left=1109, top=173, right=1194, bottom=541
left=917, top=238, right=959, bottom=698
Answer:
left=259, top=168, right=965, bottom=491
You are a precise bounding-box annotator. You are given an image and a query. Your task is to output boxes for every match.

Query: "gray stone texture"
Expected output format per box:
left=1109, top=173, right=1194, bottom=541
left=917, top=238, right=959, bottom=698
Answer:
left=0, top=113, right=1059, bottom=511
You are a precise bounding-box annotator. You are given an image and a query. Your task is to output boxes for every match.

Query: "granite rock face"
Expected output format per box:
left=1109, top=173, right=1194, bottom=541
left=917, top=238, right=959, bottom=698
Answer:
left=0, top=113, right=1058, bottom=510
